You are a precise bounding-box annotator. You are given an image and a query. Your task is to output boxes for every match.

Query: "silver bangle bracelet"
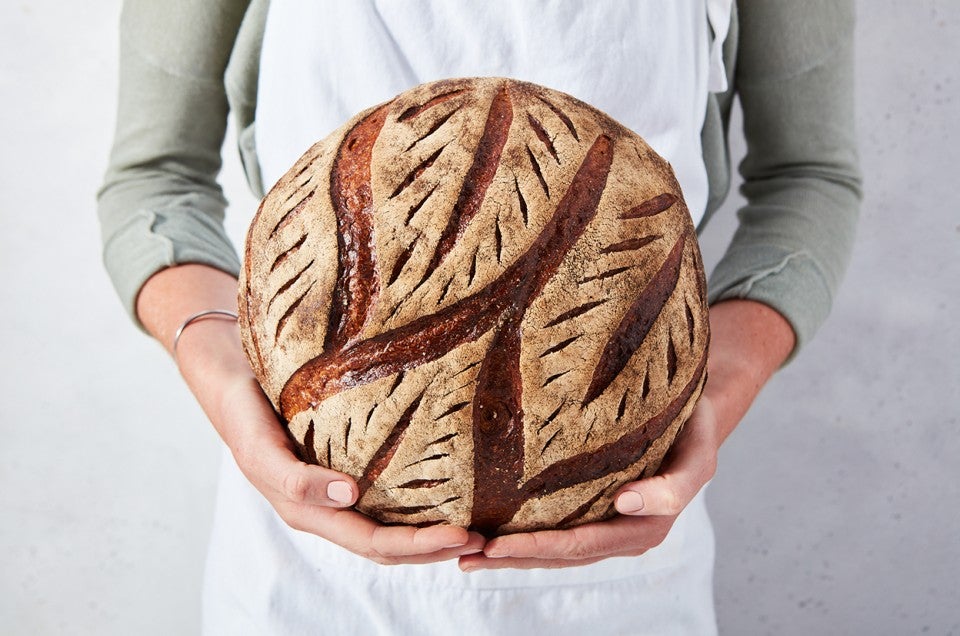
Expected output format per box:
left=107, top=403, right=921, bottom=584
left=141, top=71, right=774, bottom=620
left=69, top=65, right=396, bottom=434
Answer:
left=172, top=309, right=239, bottom=357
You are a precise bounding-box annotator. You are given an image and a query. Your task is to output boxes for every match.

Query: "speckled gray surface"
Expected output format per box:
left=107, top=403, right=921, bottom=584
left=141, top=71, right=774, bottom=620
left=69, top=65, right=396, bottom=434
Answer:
left=0, top=1, right=957, bottom=634
left=701, top=2, right=960, bottom=634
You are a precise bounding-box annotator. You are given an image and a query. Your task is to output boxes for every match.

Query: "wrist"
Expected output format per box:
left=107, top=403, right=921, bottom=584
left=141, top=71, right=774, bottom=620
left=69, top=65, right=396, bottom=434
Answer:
left=703, top=299, right=796, bottom=441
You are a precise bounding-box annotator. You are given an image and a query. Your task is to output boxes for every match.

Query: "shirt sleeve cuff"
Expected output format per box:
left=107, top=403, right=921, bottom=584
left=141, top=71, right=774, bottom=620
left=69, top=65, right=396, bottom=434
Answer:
left=102, top=207, right=242, bottom=330
left=707, top=244, right=833, bottom=364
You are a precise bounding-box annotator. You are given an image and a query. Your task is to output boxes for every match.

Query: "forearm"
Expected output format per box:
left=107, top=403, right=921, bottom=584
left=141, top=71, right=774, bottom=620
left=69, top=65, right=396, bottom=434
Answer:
left=705, top=298, right=795, bottom=443
left=136, top=264, right=255, bottom=437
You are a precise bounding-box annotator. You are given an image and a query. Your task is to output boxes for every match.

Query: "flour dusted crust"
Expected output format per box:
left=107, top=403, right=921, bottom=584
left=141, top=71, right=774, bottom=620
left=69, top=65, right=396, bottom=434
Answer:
left=238, top=78, right=709, bottom=535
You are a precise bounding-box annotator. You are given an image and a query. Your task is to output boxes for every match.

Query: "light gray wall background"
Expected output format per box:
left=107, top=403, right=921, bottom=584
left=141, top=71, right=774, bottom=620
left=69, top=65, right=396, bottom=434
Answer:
left=1, top=1, right=957, bottom=634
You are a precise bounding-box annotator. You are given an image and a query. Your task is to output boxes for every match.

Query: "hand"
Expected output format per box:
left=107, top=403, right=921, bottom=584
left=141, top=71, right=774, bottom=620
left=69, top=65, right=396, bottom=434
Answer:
left=137, top=265, right=485, bottom=565
left=218, top=373, right=486, bottom=565
left=458, top=395, right=719, bottom=571
left=459, top=298, right=797, bottom=572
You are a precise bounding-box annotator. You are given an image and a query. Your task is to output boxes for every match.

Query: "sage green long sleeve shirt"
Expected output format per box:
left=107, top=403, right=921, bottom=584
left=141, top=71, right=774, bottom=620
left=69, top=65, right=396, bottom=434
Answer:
left=97, top=0, right=862, bottom=360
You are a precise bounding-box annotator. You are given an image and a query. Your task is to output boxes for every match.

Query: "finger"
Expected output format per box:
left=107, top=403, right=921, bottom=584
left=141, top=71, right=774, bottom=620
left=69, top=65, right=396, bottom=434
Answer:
left=296, top=506, right=484, bottom=562
left=481, top=515, right=669, bottom=561
left=459, top=553, right=605, bottom=572
left=615, top=406, right=718, bottom=517
left=238, top=434, right=360, bottom=508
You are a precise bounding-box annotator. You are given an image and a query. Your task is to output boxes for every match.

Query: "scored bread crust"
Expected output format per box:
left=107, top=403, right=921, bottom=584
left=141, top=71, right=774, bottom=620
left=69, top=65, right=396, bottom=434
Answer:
left=238, top=78, right=709, bottom=535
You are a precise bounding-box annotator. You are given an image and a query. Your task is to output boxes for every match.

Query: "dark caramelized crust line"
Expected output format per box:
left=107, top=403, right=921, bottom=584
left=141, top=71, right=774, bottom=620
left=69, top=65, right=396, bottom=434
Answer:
left=617, top=390, right=629, bottom=420
left=395, top=478, right=452, bottom=489
left=270, top=188, right=316, bottom=239
left=640, top=364, right=651, bottom=399
left=275, top=281, right=315, bottom=341
left=666, top=335, right=678, bottom=385
left=390, top=144, right=448, bottom=199
left=397, top=89, right=467, bottom=122
left=371, top=496, right=460, bottom=516
left=404, top=452, right=450, bottom=469
left=579, top=266, right=632, bottom=285
left=302, top=419, right=320, bottom=464
left=600, top=235, right=661, bottom=254
left=527, top=113, right=559, bottom=162
left=325, top=103, right=391, bottom=351
left=522, top=348, right=708, bottom=501
left=582, top=232, right=687, bottom=406
left=405, top=107, right=460, bottom=152
left=405, top=184, right=438, bottom=225
left=620, top=193, right=678, bottom=220
left=387, top=234, right=421, bottom=286
left=685, top=300, right=696, bottom=346
left=542, top=370, right=571, bottom=387
left=423, top=84, right=513, bottom=276
left=269, top=234, right=308, bottom=273
left=514, top=174, right=529, bottom=225
left=543, top=299, right=608, bottom=328
left=557, top=481, right=617, bottom=528
left=355, top=386, right=427, bottom=497
left=537, top=402, right=565, bottom=432
left=539, top=334, right=581, bottom=358
left=278, top=134, right=613, bottom=426
left=540, top=428, right=561, bottom=453
left=470, top=134, right=615, bottom=534
left=437, top=401, right=471, bottom=419
left=267, top=259, right=315, bottom=314
left=536, top=95, right=580, bottom=141
left=527, top=145, right=550, bottom=198
left=424, top=432, right=458, bottom=449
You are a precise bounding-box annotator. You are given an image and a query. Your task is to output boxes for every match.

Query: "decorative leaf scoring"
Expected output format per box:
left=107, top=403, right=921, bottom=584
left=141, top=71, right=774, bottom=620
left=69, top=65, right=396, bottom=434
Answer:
left=396, top=478, right=451, bottom=489
left=270, top=188, right=316, bottom=239
left=620, top=193, right=678, bottom=219
left=355, top=387, right=427, bottom=498
left=539, top=334, right=581, bottom=358
left=527, top=113, right=559, bottom=162
left=275, top=281, right=315, bottom=341
left=263, top=81, right=705, bottom=535
left=537, top=402, right=565, bottom=433
left=397, top=89, right=466, bottom=122
left=527, top=145, right=550, bottom=198
left=536, top=95, right=579, bottom=141
left=424, top=432, right=458, bottom=449
left=514, top=174, right=529, bottom=226
left=437, top=401, right=472, bottom=420
left=404, top=453, right=450, bottom=469
left=405, top=184, right=438, bottom=225
left=268, top=259, right=315, bottom=314
left=405, top=107, right=460, bottom=151
left=270, top=234, right=308, bottom=272
left=390, top=144, right=448, bottom=199
left=580, top=266, right=632, bottom=285
left=543, top=299, right=608, bottom=328
left=601, top=235, right=661, bottom=254
left=582, top=233, right=687, bottom=407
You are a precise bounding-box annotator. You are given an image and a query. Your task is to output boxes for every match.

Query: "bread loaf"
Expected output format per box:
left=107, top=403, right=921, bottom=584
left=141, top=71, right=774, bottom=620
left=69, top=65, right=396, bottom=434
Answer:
left=238, top=78, right=709, bottom=535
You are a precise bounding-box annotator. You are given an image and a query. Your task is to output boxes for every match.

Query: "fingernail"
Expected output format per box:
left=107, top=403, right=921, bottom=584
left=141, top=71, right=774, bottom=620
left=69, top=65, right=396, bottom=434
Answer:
left=484, top=549, right=509, bottom=558
left=459, top=547, right=483, bottom=555
left=617, top=491, right=645, bottom=514
left=326, top=481, right=354, bottom=504
left=444, top=542, right=467, bottom=549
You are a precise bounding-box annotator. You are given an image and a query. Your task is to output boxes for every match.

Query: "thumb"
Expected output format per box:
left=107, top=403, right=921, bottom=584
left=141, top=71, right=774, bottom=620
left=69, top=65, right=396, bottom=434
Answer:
left=614, top=398, right=719, bottom=516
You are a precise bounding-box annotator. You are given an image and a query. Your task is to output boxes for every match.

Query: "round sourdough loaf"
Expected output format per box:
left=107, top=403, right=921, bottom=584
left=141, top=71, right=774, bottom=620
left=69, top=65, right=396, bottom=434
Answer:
left=238, top=78, right=709, bottom=535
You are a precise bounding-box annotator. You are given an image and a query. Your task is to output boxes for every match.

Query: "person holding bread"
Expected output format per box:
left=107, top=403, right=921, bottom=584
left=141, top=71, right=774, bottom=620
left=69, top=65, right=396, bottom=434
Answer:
left=98, top=1, right=860, bottom=634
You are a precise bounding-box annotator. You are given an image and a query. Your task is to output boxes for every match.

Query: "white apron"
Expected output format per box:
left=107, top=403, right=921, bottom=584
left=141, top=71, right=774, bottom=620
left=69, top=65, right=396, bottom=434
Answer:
left=205, top=2, right=732, bottom=634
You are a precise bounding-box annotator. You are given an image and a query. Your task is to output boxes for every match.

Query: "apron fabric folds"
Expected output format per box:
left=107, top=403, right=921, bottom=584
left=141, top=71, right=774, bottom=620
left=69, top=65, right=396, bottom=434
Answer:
left=204, top=2, right=732, bottom=633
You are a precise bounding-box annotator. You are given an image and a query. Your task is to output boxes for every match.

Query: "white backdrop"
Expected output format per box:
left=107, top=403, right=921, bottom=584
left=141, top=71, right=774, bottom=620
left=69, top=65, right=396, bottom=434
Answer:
left=1, top=2, right=957, bottom=634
